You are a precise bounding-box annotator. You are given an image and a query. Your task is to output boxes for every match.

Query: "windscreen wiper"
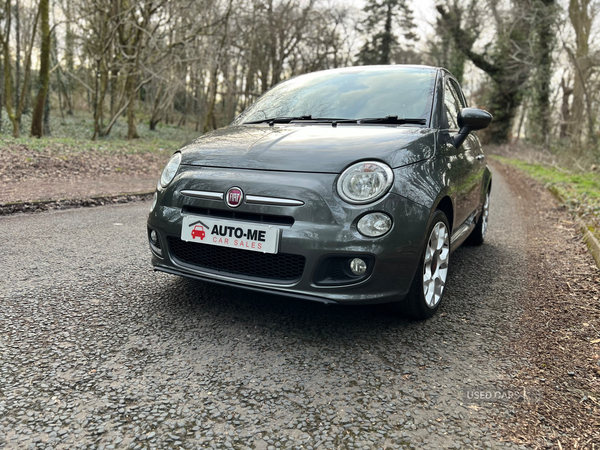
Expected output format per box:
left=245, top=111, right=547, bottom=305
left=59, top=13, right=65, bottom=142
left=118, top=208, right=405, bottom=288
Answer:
left=243, top=116, right=355, bottom=126
left=243, top=115, right=314, bottom=125
left=336, top=116, right=427, bottom=125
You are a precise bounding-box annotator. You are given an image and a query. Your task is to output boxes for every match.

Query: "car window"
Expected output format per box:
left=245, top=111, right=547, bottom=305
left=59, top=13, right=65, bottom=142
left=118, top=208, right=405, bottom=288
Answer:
left=448, top=79, right=467, bottom=109
left=233, top=67, right=437, bottom=124
left=444, top=80, right=462, bottom=130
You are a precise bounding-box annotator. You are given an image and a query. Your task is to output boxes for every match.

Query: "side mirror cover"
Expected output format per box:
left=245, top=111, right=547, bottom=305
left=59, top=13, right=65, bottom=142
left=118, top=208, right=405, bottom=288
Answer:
left=452, top=108, right=493, bottom=148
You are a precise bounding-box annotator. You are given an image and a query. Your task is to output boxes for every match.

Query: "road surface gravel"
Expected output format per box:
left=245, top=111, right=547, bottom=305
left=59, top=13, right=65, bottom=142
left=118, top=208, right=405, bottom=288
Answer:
left=0, top=167, right=542, bottom=449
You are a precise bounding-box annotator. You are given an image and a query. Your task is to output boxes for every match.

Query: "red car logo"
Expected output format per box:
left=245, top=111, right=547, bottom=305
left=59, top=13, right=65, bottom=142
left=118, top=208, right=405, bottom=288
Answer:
left=226, top=187, right=243, bottom=208
left=191, top=225, right=206, bottom=240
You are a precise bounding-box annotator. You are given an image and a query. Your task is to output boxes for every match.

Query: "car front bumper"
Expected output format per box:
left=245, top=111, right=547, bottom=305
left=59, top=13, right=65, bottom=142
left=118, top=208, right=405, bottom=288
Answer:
left=147, top=166, right=430, bottom=305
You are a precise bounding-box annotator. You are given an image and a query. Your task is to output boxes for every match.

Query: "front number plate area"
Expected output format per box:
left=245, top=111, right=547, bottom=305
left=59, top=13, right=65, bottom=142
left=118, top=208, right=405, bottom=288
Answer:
left=181, top=215, right=280, bottom=254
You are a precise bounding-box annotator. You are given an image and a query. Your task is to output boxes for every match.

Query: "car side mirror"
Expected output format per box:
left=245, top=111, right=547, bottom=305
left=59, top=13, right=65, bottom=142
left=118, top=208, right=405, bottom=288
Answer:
left=452, top=108, right=493, bottom=148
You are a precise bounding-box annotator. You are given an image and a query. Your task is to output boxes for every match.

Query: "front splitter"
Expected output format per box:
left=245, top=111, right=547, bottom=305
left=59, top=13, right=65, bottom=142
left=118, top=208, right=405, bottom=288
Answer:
left=153, top=265, right=341, bottom=305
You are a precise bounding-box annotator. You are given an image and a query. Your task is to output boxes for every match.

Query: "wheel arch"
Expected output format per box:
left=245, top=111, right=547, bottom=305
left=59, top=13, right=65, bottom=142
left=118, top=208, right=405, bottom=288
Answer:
left=482, top=165, right=492, bottom=199
left=433, top=195, right=454, bottom=233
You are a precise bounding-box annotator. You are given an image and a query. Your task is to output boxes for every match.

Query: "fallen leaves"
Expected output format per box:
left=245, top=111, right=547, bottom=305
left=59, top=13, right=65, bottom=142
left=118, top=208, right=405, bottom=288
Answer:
left=491, top=161, right=600, bottom=446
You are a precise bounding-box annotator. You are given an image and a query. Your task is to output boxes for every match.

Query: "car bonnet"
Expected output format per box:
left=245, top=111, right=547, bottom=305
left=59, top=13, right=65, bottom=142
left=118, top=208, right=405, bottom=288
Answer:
left=179, top=125, right=435, bottom=173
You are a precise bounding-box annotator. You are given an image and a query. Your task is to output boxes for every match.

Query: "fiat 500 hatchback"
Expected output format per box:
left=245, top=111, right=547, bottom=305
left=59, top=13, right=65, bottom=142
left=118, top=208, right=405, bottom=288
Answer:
left=147, top=65, right=492, bottom=319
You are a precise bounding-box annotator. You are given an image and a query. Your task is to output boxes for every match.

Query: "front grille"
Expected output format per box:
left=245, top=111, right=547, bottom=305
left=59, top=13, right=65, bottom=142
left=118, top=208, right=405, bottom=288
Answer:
left=182, top=205, right=294, bottom=226
left=167, top=237, right=305, bottom=283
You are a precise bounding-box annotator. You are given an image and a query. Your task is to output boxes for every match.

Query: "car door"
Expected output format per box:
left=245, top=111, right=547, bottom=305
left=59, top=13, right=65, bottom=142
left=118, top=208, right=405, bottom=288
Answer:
left=441, top=76, right=474, bottom=229
left=447, top=79, right=486, bottom=219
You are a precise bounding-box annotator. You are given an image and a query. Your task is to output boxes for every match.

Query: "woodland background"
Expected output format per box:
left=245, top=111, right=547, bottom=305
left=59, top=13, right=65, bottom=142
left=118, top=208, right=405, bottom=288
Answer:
left=0, top=0, right=598, bottom=169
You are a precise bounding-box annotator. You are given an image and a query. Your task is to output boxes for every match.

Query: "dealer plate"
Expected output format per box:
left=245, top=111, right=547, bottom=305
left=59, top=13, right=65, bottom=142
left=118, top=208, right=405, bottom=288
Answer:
left=181, top=216, right=280, bottom=254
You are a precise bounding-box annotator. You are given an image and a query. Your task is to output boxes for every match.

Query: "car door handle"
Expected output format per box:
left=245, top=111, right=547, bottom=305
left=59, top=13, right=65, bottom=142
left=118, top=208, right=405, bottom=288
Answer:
left=476, top=154, right=485, bottom=160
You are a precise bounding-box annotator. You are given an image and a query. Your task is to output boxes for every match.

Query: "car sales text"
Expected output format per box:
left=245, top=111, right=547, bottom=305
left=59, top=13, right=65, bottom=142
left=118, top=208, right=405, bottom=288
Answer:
left=211, top=224, right=266, bottom=249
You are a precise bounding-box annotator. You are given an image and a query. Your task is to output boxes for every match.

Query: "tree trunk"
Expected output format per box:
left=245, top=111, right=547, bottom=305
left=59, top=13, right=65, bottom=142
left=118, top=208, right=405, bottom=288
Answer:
left=2, top=0, right=38, bottom=137
left=31, top=0, right=50, bottom=138
left=15, top=0, right=20, bottom=130
left=125, top=72, right=139, bottom=139
left=110, top=68, right=118, bottom=119
left=0, top=61, right=3, bottom=133
left=149, top=85, right=162, bottom=131
left=527, top=0, right=557, bottom=145
left=514, top=100, right=528, bottom=143
left=560, top=78, right=572, bottom=139
left=202, top=0, right=233, bottom=132
left=92, top=58, right=101, bottom=140
left=566, top=0, right=592, bottom=143
left=2, top=0, right=17, bottom=137
left=64, top=0, right=74, bottom=115
left=54, top=63, right=73, bottom=116
left=267, top=0, right=278, bottom=87
left=203, top=61, right=219, bottom=133
left=43, top=91, right=51, bottom=136
left=487, top=84, right=522, bottom=144
left=195, top=68, right=204, bottom=132
left=57, top=82, right=64, bottom=119
left=381, top=1, right=393, bottom=64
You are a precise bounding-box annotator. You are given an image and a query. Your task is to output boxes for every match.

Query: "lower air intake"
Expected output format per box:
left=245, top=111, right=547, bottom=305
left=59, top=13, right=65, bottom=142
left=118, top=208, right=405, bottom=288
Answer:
left=167, top=237, right=305, bottom=284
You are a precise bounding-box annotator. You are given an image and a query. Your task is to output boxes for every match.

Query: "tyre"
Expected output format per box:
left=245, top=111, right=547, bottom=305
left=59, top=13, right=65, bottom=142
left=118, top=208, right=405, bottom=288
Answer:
left=390, top=210, right=451, bottom=320
left=466, top=189, right=490, bottom=246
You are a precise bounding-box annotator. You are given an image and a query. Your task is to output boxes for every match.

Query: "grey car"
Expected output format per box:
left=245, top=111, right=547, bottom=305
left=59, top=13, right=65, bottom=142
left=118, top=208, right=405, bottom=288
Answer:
left=147, top=65, right=492, bottom=319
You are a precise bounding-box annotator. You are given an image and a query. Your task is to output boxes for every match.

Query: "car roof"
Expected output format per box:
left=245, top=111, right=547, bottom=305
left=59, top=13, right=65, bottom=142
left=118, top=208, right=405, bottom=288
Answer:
left=299, top=65, right=440, bottom=77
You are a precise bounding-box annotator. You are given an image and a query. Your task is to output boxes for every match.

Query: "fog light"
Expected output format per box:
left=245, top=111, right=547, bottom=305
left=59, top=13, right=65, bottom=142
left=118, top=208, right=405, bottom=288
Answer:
left=357, top=212, right=392, bottom=237
left=150, top=229, right=158, bottom=245
left=350, top=258, right=367, bottom=275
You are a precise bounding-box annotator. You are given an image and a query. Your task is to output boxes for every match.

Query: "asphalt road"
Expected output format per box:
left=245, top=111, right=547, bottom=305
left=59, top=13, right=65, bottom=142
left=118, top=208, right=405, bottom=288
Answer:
left=1, top=168, right=529, bottom=450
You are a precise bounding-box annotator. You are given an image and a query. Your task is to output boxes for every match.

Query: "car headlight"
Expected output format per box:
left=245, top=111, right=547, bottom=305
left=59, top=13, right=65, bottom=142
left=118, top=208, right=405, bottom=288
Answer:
left=150, top=191, right=158, bottom=212
left=337, top=161, right=394, bottom=204
left=160, top=152, right=181, bottom=188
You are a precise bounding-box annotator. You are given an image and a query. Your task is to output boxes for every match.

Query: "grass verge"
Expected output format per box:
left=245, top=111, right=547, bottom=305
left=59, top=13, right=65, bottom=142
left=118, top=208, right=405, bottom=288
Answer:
left=0, top=134, right=191, bottom=156
left=490, top=155, right=600, bottom=241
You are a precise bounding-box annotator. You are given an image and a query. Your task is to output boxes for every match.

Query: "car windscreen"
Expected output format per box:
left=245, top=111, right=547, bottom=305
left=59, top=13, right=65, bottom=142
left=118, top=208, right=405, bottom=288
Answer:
left=232, top=67, right=436, bottom=125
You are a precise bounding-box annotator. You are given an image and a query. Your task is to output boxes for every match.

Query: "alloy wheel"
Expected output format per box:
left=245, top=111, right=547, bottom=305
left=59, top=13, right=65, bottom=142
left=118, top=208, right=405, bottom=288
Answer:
left=481, top=192, right=490, bottom=240
left=422, top=222, right=450, bottom=308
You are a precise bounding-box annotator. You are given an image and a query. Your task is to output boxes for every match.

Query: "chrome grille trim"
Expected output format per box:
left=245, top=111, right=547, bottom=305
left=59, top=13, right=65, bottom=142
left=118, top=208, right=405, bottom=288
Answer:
left=245, top=195, right=304, bottom=206
left=181, top=190, right=304, bottom=206
left=181, top=190, right=224, bottom=200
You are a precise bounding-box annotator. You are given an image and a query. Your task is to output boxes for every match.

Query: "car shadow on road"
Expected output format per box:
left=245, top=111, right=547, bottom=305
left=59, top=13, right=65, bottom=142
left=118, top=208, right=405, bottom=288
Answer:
left=148, top=239, right=521, bottom=350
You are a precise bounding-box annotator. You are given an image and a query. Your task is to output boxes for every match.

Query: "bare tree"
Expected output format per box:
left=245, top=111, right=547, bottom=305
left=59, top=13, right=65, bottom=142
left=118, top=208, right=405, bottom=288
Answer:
left=437, top=0, right=536, bottom=143
left=527, top=0, right=559, bottom=145
left=0, top=0, right=358, bottom=139
left=31, top=0, right=50, bottom=137
left=0, top=0, right=39, bottom=137
left=565, top=0, right=598, bottom=146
